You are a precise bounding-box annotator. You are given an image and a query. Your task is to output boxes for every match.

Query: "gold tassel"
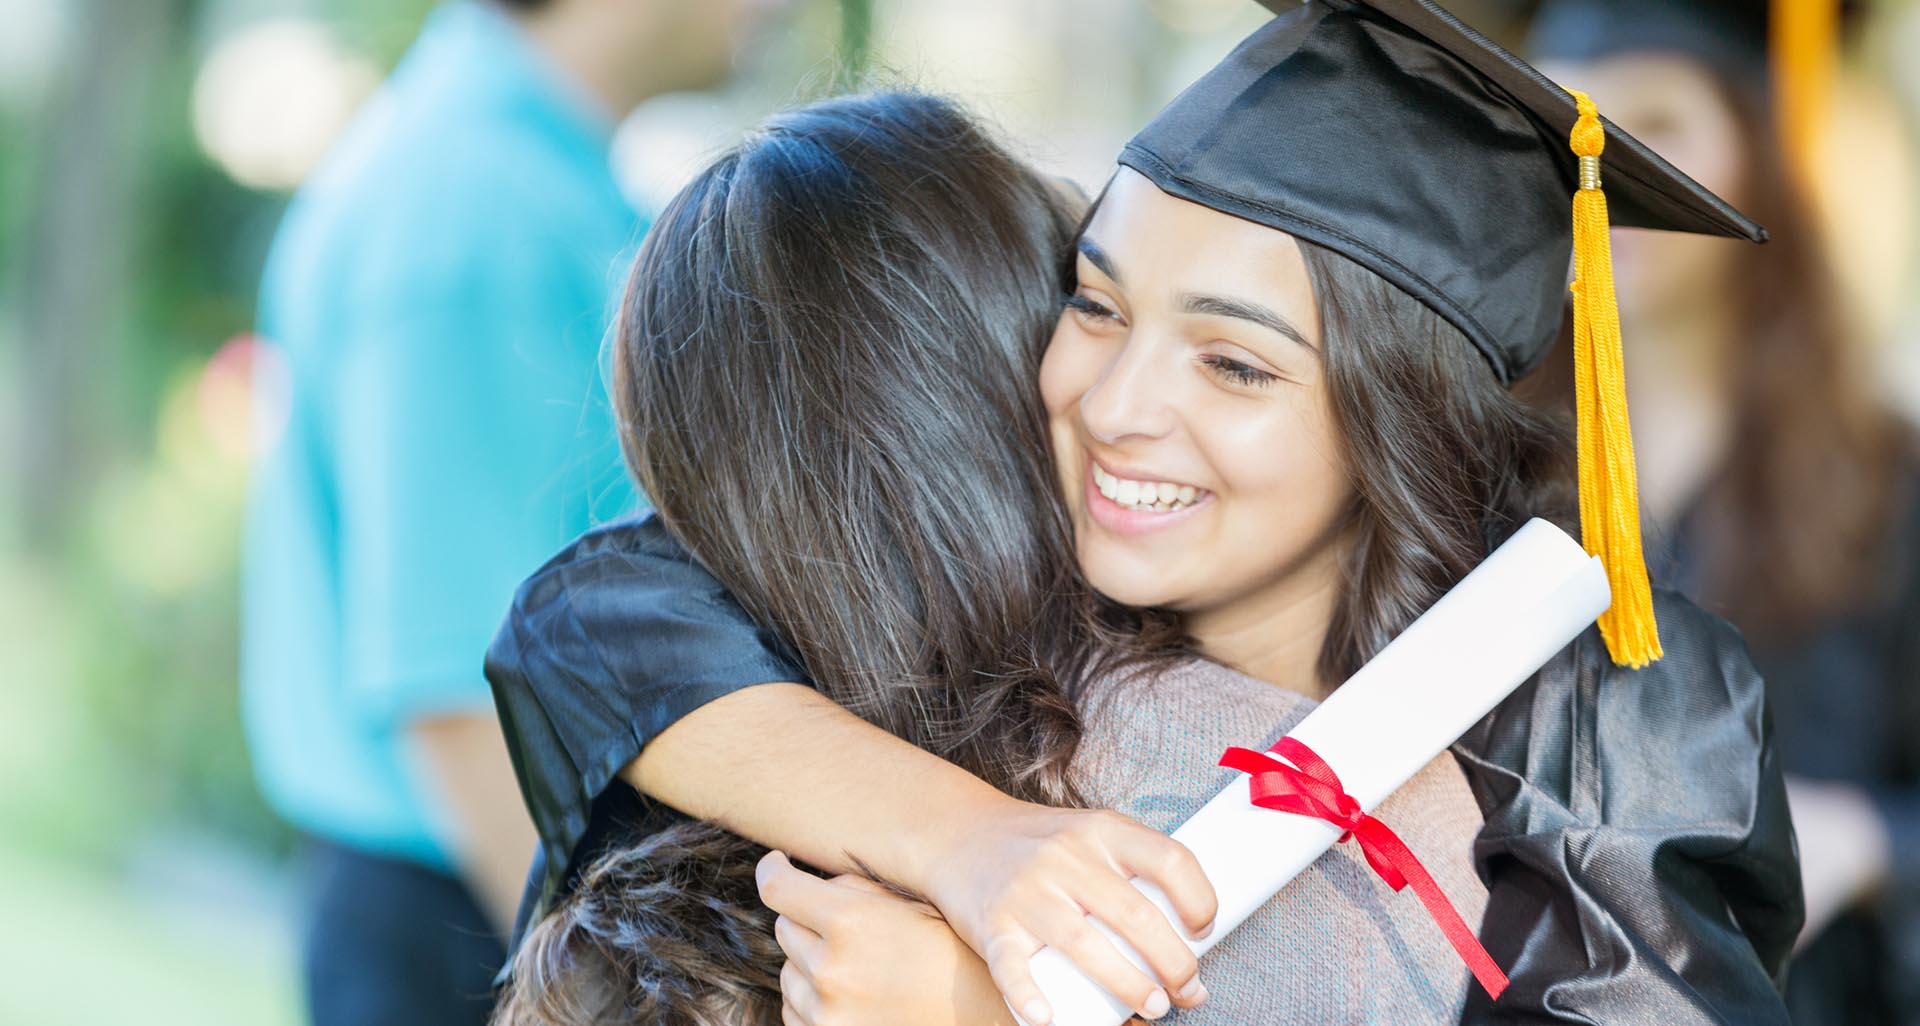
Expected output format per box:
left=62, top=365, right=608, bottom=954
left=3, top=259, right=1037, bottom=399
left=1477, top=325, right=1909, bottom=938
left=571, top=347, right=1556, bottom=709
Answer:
left=1567, top=90, right=1661, bottom=668
left=1772, top=0, right=1839, bottom=197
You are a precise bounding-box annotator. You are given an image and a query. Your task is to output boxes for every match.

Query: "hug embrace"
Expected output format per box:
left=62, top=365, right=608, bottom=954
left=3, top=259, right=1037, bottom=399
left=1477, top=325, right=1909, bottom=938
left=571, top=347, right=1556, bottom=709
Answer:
left=485, top=1, right=1804, bottom=1023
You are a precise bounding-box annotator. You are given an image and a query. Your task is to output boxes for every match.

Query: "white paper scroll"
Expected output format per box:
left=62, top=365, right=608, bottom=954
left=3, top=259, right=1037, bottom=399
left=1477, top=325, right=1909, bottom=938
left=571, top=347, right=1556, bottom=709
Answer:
left=1016, top=518, right=1612, bottom=1026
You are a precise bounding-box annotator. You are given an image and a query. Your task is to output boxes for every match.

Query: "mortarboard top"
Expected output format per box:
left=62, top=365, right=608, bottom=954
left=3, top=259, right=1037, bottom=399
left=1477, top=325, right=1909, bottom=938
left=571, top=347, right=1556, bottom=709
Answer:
left=1117, top=0, right=1770, bottom=667
left=1122, top=0, right=1763, bottom=385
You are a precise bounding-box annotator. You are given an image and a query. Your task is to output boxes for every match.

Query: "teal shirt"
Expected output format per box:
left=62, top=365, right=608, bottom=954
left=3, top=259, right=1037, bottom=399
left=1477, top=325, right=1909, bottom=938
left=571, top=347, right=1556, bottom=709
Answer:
left=242, top=1, right=642, bottom=869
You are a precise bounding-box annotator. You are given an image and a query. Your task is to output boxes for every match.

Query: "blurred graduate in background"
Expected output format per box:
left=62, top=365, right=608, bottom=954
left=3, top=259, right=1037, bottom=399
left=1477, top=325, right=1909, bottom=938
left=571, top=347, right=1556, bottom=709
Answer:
left=241, top=1, right=786, bottom=1023
left=1530, top=2, right=1920, bottom=1022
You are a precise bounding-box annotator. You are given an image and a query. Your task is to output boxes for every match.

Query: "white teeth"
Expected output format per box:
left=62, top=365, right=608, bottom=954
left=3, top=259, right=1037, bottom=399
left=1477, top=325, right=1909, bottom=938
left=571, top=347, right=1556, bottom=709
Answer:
left=1091, top=463, right=1206, bottom=513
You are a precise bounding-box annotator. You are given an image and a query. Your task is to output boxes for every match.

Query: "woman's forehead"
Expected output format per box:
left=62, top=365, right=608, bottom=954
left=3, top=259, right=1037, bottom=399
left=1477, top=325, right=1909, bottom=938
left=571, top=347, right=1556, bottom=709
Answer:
left=1080, top=168, right=1315, bottom=316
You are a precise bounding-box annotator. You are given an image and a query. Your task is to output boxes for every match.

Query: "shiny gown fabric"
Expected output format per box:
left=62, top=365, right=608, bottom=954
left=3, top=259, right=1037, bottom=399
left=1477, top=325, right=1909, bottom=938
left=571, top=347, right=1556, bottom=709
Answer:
left=483, top=515, right=805, bottom=954
left=1659, top=465, right=1920, bottom=1025
left=1452, top=591, right=1801, bottom=1023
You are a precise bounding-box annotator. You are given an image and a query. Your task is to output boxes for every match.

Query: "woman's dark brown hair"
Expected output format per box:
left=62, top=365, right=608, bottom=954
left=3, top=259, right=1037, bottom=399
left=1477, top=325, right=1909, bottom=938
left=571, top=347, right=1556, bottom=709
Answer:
left=493, top=820, right=789, bottom=1025
left=616, top=91, right=1107, bottom=796
left=496, top=90, right=1138, bottom=1026
left=1300, top=242, right=1577, bottom=687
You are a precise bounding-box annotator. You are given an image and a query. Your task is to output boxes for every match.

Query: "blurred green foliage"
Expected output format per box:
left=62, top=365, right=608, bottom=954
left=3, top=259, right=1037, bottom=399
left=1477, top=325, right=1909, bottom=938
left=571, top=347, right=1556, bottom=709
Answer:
left=0, top=0, right=450, bottom=871
left=0, top=0, right=873, bottom=872
left=11, top=83, right=237, bottom=873
left=0, top=2, right=864, bottom=1016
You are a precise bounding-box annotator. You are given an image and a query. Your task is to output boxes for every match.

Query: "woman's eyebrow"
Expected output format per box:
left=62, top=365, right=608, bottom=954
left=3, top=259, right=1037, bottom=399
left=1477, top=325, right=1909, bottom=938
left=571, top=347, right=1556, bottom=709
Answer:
left=1076, top=237, right=1123, bottom=286
left=1179, top=292, right=1316, bottom=352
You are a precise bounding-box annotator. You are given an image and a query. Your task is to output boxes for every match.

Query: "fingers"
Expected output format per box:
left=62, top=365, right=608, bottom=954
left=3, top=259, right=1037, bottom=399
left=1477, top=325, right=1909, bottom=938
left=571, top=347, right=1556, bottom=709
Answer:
left=1107, top=825, right=1218, bottom=939
left=982, top=927, right=1057, bottom=1026
left=774, top=913, right=825, bottom=966
left=781, top=960, right=821, bottom=1025
left=1025, top=899, right=1172, bottom=1021
left=757, top=850, right=849, bottom=930
left=1071, top=872, right=1206, bottom=1009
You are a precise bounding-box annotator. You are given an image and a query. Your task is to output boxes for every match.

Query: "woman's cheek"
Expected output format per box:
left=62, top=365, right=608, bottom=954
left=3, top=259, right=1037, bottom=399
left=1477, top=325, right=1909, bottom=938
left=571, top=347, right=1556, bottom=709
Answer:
left=1217, top=390, right=1350, bottom=541
left=1040, top=329, right=1100, bottom=457
left=1039, top=323, right=1090, bottom=416
left=1040, top=328, right=1090, bottom=510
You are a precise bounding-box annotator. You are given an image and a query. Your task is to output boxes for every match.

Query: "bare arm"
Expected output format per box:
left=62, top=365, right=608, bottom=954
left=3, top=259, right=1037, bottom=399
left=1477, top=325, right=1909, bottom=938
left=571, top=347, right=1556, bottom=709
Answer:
left=409, top=711, right=541, bottom=936
left=623, top=682, right=1215, bottom=1025
left=486, top=519, right=1211, bottom=1021
left=625, top=683, right=1006, bottom=892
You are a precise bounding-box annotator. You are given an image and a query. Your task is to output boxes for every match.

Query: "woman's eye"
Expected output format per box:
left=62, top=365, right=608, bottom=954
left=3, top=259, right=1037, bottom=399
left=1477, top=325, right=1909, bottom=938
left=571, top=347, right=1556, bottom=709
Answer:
left=1200, top=353, right=1277, bottom=388
left=1064, top=293, right=1120, bottom=325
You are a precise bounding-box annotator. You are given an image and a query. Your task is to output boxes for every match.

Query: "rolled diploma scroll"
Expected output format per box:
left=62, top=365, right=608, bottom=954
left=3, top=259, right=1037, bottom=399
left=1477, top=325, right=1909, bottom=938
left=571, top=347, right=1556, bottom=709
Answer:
left=1016, top=518, right=1612, bottom=1026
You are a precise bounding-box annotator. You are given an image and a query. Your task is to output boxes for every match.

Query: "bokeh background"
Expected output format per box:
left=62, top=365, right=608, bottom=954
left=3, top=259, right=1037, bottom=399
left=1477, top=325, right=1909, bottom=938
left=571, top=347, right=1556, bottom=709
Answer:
left=1, top=1, right=1918, bottom=1022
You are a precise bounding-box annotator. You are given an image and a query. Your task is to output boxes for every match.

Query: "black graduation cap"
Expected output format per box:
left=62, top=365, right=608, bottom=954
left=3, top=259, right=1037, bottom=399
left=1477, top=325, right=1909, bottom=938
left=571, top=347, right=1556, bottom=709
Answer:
left=1122, top=0, right=1763, bottom=385
left=1117, top=0, right=1769, bottom=667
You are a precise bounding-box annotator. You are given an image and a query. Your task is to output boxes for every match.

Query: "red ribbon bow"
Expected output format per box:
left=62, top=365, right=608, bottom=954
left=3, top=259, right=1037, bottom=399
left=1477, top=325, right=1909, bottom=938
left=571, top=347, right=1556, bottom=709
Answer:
left=1218, top=737, right=1509, bottom=1001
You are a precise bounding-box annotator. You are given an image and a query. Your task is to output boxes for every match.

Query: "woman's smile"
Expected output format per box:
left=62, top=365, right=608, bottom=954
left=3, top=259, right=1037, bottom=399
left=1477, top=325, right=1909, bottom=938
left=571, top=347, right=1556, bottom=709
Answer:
left=1084, top=456, right=1215, bottom=536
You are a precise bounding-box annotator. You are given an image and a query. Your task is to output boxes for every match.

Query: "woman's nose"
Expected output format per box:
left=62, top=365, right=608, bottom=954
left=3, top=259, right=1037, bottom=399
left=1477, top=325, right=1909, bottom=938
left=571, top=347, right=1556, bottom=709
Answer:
left=1078, top=337, right=1176, bottom=446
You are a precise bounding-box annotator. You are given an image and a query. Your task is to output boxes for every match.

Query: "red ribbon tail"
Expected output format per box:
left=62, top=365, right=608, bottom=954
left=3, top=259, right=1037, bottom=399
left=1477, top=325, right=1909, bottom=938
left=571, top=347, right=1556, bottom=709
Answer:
left=1361, top=822, right=1509, bottom=1001
left=1223, top=738, right=1510, bottom=1003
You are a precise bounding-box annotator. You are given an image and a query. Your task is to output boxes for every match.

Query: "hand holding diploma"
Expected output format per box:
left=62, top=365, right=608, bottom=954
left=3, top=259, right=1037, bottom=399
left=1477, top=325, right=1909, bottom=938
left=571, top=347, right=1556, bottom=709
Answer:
left=1014, top=519, right=1615, bottom=1026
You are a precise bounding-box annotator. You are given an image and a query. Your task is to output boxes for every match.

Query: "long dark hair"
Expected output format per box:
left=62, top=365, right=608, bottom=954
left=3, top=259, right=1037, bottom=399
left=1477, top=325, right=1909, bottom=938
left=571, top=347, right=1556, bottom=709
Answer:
left=499, top=91, right=1153, bottom=1026
left=1301, top=242, right=1576, bottom=686
left=617, top=92, right=1113, bottom=796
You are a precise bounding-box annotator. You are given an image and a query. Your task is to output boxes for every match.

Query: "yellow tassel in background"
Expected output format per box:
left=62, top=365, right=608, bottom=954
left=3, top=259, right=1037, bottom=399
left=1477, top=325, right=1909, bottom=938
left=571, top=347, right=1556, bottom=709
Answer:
left=1566, top=90, right=1662, bottom=668
left=1773, top=0, right=1839, bottom=197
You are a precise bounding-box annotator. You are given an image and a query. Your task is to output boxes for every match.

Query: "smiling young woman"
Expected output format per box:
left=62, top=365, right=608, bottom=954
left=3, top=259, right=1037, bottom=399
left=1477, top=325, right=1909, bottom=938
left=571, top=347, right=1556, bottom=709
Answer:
left=1045, top=184, right=1352, bottom=698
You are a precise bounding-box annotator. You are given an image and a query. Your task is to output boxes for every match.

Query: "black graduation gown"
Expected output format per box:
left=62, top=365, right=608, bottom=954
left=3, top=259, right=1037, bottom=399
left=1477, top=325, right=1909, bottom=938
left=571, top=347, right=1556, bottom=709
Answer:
left=1653, top=465, right=1920, bottom=1026
left=485, top=514, right=1804, bottom=1023
left=484, top=515, right=806, bottom=953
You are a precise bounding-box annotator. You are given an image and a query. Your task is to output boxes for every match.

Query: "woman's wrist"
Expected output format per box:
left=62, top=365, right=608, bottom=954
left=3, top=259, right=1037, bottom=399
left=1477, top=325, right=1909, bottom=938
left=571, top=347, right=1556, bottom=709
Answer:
left=893, top=775, right=1030, bottom=899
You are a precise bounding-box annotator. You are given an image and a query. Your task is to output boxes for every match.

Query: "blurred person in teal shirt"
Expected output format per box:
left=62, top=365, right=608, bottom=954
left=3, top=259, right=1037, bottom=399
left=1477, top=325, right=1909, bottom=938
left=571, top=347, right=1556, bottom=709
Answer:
left=243, top=1, right=786, bottom=1023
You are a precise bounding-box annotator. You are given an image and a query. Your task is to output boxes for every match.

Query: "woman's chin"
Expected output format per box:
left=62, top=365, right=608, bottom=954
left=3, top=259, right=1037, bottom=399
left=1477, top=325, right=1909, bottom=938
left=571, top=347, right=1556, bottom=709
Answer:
left=1078, top=549, right=1188, bottom=612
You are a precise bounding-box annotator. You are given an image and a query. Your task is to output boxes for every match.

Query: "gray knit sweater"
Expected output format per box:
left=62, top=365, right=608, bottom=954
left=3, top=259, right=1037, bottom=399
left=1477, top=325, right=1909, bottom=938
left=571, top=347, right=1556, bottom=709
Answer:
left=1071, top=658, right=1488, bottom=1025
